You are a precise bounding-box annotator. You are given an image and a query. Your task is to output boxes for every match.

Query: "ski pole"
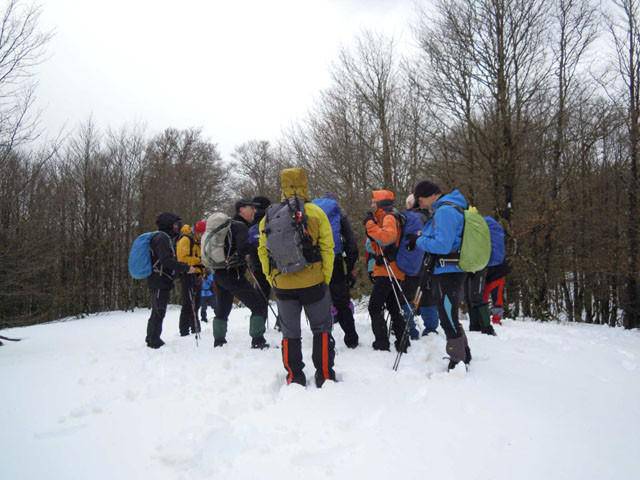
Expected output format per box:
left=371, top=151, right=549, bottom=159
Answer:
left=380, top=254, right=419, bottom=371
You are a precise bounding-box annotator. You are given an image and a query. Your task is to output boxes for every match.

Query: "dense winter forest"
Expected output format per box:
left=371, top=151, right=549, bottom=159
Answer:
left=1, top=0, right=640, bottom=329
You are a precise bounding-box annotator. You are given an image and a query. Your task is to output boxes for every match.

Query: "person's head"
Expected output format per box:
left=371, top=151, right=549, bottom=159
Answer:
left=405, top=194, right=416, bottom=210
left=414, top=180, right=442, bottom=210
left=235, top=199, right=259, bottom=223
left=251, top=196, right=271, bottom=211
left=156, top=212, right=182, bottom=237
left=250, top=196, right=271, bottom=225
left=371, top=190, right=395, bottom=211
left=194, top=220, right=206, bottom=239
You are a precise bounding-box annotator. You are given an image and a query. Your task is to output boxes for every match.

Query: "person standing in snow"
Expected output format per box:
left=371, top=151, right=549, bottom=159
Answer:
left=404, top=194, right=440, bottom=338
left=364, top=189, right=409, bottom=354
left=312, top=193, right=360, bottom=349
left=414, top=181, right=472, bottom=371
left=177, top=220, right=206, bottom=336
left=212, top=200, right=269, bottom=349
left=199, top=270, right=216, bottom=323
left=247, top=196, right=275, bottom=322
left=258, top=168, right=337, bottom=388
left=146, top=212, right=195, bottom=349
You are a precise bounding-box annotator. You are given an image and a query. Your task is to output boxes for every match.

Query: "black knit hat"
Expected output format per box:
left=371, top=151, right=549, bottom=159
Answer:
left=414, top=180, right=441, bottom=199
left=251, top=196, right=271, bottom=210
left=156, top=212, right=182, bottom=234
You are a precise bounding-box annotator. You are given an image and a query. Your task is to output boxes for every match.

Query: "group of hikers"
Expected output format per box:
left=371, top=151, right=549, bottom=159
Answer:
left=130, top=167, right=509, bottom=388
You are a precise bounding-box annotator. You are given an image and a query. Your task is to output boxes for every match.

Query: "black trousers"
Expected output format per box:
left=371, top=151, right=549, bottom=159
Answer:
left=433, top=273, right=467, bottom=339
left=214, top=268, right=268, bottom=320
left=465, top=268, right=489, bottom=330
left=368, top=276, right=405, bottom=347
left=329, top=256, right=359, bottom=346
left=146, top=288, right=170, bottom=344
left=179, top=275, right=201, bottom=335
left=418, top=272, right=439, bottom=308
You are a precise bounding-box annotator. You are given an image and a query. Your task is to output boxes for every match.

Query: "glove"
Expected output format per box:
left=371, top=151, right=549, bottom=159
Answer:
left=363, top=212, right=375, bottom=227
left=347, top=272, right=357, bottom=289
left=406, top=233, right=418, bottom=252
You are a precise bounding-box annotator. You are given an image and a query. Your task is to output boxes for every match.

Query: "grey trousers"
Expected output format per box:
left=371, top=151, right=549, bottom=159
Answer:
left=277, top=287, right=333, bottom=338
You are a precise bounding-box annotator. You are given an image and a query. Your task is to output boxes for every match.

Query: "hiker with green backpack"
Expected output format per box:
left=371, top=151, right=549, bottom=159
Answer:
left=414, top=181, right=491, bottom=371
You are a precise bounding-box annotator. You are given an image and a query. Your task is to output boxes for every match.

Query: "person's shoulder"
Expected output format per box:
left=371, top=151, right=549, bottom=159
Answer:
left=305, top=202, right=326, bottom=218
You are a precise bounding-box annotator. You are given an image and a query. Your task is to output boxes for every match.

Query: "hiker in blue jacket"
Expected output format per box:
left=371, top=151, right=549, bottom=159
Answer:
left=200, top=271, right=217, bottom=323
left=414, top=181, right=472, bottom=370
left=313, top=193, right=359, bottom=348
left=402, top=194, right=440, bottom=339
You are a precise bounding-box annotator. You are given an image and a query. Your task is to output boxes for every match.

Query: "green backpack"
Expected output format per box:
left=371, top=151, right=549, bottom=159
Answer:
left=443, top=202, right=491, bottom=273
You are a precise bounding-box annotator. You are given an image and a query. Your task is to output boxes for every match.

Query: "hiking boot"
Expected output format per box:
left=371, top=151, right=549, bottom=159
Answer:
left=314, top=369, right=336, bottom=388
left=289, top=373, right=307, bottom=387
left=344, top=333, right=359, bottom=349
left=213, top=338, right=227, bottom=348
left=372, top=340, right=390, bottom=351
left=465, top=345, right=472, bottom=364
left=409, top=327, right=420, bottom=340
left=251, top=335, right=269, bottom=349
left=481, top=325, right=497, bottom=336
left=146, top=339, right=165, bottom=349
left=394, top=337, right=410, bottom=353
left=201, top=317, right=208, bottom=323
left=180, top=332, right=190, bottom=337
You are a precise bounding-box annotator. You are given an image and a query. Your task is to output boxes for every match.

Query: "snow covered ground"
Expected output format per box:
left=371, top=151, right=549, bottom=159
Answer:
left=2, top=303, right=640, bottom=480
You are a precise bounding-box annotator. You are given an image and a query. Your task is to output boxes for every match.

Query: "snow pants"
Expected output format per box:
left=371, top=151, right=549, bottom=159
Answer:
left=146, top=288, right=170, bottom=345
left=179, top=274, right=201, bottom=335
left=276, top=283, right=335, bottom=386
left=368, top=276, right=406, bottom=351
left=329, top=256, right=359, bottom=348
left=213, top=268, right=268, bottom=341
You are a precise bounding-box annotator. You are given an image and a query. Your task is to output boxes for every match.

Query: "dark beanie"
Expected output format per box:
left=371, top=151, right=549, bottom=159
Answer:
left=414, top=180, right=441, bottom=199
left=251, top=196, right=272, bottom=210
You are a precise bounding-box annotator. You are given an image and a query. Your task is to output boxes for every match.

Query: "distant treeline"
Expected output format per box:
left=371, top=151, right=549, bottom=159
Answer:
left=2, top=0, right=640, bottom=328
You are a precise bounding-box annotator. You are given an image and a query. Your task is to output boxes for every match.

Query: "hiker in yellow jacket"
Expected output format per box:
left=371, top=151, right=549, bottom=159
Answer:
left=176, top=221, right=205, bottom=336
left=258, top=168, right=337, bottom=388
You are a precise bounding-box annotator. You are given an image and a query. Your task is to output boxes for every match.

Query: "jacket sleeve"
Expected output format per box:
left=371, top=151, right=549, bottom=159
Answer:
left=366, top=213, right=399, bottom=246
left=340, top=215, right=359, bottom=272
left=314, top=205, right=335, bottom=284
left=155, top=234, right=189, bottom=274
left=416, top=206, right=459, bottom=255
left=257, top=217, right=271, bottom=284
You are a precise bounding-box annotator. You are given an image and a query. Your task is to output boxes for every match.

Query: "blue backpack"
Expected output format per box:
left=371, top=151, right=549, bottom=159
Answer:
left=485, top=216, right=506, bottom=267
left=312, top=197, right=343, bottom=253
left=128, top=231, right=171, bottom=279
left=396, top=210, right=426, bottom=276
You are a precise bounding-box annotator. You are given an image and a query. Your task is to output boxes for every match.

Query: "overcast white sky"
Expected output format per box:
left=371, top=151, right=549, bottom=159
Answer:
left=35, top=0, right=419, bottom=159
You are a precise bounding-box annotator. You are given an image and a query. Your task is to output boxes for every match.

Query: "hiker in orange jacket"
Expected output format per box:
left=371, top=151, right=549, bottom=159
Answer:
left=364, top=190, right=409, bottom=353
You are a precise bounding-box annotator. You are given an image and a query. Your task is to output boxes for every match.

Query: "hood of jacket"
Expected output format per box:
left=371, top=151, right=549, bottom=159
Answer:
left=281, top=168, right=309, bottom=201
left=156, top=212, right=182, bottom=236
left=433, top=189, right=468, bottom=211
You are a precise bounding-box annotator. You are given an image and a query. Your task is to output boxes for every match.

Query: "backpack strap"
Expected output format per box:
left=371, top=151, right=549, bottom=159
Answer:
left=152, top=231, right=175, bottom=279
left=435, top=202, right=465, bottom=267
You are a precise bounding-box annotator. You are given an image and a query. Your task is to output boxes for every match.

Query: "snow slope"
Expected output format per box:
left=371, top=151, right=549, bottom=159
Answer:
left=2, top=304, right=639, bottom=480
